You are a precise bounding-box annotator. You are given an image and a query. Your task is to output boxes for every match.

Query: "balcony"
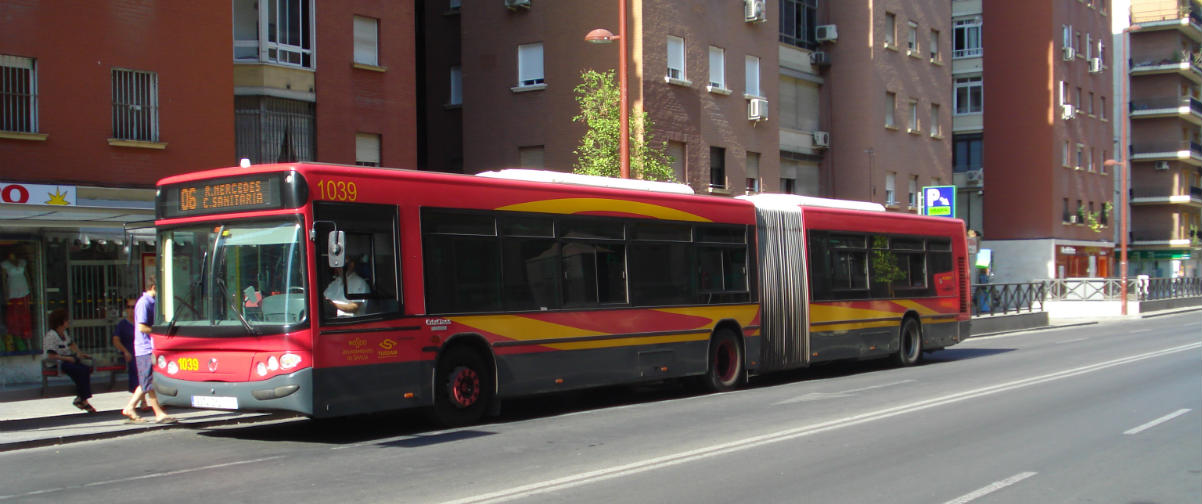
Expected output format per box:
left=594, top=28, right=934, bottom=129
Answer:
left=1130, top=96, right=1202, bottom=125
left=1131, top=1, right=1202, bottom=41
left=1130, top=139, right=1202, bottom=165
left=1131, top=183, right=1202, bottom=207
left=1129, top=52, right=1202, bottom=84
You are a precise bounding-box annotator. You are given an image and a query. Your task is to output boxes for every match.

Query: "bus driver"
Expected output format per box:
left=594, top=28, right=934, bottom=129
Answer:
left=323, top=256, right=369, bottom=317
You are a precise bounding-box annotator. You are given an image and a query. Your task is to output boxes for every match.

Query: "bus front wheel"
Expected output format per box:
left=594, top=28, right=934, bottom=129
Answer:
left=432, top=346, right=492, bottom=426
left=894, top=317, right=923, bottom=367
left=703, top=329, right=745, bottom=392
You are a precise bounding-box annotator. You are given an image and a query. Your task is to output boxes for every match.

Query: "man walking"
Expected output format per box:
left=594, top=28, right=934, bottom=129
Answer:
left=121, top=278, right=176, bottom=424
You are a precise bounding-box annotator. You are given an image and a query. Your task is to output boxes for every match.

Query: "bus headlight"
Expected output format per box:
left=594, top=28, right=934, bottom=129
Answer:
left=256, top=362, right=268, bottom=377
left=280, top=353, right=301, bottom=370
left=157, top=355, right=167, bottom=369
left=267, top=356, right=279, bottom=371
left=167, top=361, right=179, bottom=375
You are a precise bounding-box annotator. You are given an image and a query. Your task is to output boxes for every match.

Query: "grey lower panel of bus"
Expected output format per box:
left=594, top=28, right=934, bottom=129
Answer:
left=495, top=340, right=711, bottom=398
left=311, top=361, right=433, bottom=418
left=155, top=368, right=316, bottom=417
left=807, top=319, right=969, bottom=364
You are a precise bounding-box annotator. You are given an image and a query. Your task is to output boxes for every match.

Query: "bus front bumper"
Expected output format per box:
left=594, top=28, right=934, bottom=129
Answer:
left=154, top=368, right=314, bottom=417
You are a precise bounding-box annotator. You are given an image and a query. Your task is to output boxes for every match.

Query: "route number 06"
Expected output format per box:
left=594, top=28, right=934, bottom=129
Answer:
left=317, top=180, right=357, bottom=202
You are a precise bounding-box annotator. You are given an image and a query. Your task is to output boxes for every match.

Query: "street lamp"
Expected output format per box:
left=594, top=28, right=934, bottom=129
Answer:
left=585, top=0, right=629, bottom=179
left=1103, top=24, right=1140, bottom=316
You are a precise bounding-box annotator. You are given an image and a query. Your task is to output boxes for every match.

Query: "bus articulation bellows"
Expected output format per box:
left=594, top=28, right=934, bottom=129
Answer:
left=150, top=163, right=970, bottom=424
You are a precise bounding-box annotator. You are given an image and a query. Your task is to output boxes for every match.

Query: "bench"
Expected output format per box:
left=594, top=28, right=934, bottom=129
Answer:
left=40, top=358, right=127, bottom=397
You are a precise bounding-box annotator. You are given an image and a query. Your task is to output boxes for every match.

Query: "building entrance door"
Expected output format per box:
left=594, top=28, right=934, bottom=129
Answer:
left=68, top=260, right=135, bottom=356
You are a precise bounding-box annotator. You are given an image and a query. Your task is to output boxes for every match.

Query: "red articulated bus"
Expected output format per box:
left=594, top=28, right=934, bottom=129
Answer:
left=150, top=163, right=970, bottom=424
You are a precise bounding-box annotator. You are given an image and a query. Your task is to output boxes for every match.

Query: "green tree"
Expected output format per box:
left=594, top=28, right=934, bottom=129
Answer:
left=871, top=236, right=905, bottom=297
left=572, top=69, right=675, bottom=181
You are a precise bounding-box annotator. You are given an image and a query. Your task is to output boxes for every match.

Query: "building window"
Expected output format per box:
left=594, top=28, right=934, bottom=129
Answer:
left=710, top=146, right=726, bottom=189
left=1100, top=96, right=1107, bottom=119
left=779, top=0, right=818, bottom=49
left=745, top=55, right=761, bottom=96
left=884, top=12, right=896, bottom=47
left=1088, top=91, right=1095, bottom=115
left=709, top=46, right=725, bottom=90
left=781, top=176, right=796, bottom=194
left=1075, top=87, right=1082, bottom=108
left=518, top=43, right=544, bottom=87
left=519, top=145, right=544, bottom=169
left=953, top=133, right=983, bottom=172
left=929, top=104, right=941, bottom=137
left=0, top=55, right=37, bottom=133
left=111, top=68, right=159, bottom=142
left=907, top=100, right=918, bottom=132
left=885, top=172, right=896, bottom=204
left=907, top=22, right=918, bottom=53
left=1076, top=144, right=1084, bottom=169
left=353, top=16, right=379, bottom=66
left=356, top=133, right=380, bottom=167
left=746, top=152, right=760, bottom=194
left=1062, top=141, right=1070, bottom=167
left=235, top=96, right=315, bottom=163
left=449, top=0, right=461, bottom=9
left=1063, top=198, right=1071, bottom=222
left=669, top=141, right=686, bottom=183
left=1101, top=150, right=1109, bottom=174
left=449, top=66, right=462, bottom=105
left=953, top=18, right=982, bottom=58
left=930, top=30, right=940, bottom=60
left=885, top=91, right=896, bottom=127
left=1087, top=148, right=1094, bottom=172
left=908, top=176, right=918, bottom=206
left=667, top=36, right=686, bottom=81
left=233, top=0, right=315, bottom=68
left=954, top=76, right=983, bottom=114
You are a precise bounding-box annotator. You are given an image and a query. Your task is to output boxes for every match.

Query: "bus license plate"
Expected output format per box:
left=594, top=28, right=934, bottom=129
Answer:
left=192, top=395, right=238, bottom=410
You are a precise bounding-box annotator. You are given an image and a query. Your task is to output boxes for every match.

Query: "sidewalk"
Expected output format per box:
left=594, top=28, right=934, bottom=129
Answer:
left=0, top=381, right=290, bottom=452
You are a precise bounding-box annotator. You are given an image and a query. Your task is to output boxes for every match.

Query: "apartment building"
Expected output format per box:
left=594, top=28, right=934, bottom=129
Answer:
left=427, top=0, right=780, bottom=193
left=1126, top=0, right=1202, bottom=278
left=814, top=1, right=953, bottom=208
left=981, top=0, right=1116, bottom=281
left=0, top=0, right=416, bottom=384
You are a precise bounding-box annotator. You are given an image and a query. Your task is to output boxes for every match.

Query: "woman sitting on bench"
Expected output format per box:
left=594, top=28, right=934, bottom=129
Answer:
left=43, top=308, right=96, bottom=413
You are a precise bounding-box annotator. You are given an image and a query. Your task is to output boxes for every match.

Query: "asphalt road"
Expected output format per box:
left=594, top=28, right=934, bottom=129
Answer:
left=2, top=313, right=1199, bottom=504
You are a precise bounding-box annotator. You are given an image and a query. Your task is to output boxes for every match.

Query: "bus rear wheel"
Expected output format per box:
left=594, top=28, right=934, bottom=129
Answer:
left=894, top=317, right=923, bottom=367
left=432, top=346, right=492, bottom=426
left=703, top=329, right=745, bottom=392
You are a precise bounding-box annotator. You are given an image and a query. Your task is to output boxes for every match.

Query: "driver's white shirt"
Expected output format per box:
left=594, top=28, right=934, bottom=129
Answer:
left=323, top=271, right=369, bottom=316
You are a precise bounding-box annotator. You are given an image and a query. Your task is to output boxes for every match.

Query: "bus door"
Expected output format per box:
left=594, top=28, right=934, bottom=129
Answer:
left=311, top=201, right=410, bottom=416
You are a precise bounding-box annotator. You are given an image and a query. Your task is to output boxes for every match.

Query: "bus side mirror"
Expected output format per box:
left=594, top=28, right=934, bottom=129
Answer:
left=328, top=230, right=346, bottom=268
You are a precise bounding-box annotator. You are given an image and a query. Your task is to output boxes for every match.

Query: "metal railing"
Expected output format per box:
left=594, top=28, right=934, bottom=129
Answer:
left=1047, top=277, right=1202, bottom=301
left=972, top=282, right=1047, bottom=316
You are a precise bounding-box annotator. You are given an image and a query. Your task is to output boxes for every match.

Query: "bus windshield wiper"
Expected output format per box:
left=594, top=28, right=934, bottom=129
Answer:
left=217, top=279, right=259, bottom=336
left=165, top=248, right=208, bottom=336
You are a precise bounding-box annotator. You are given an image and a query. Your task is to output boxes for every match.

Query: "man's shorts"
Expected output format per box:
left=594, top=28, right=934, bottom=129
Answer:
left=136, top=354, right=155, bottom=391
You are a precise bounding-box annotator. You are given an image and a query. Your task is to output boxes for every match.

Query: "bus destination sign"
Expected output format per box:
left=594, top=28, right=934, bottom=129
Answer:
left=158, top=174, right=293, bottom=219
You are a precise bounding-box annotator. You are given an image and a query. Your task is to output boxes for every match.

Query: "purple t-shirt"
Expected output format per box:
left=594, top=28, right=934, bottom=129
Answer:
left=133, top=291, right=156, bottom=356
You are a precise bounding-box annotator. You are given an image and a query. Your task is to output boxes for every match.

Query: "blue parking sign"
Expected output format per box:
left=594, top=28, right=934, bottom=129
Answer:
left=921, top=185, right=956, bottom=218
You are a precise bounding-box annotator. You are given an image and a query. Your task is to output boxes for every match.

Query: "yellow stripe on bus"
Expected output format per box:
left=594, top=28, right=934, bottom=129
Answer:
left=496, top=198, right=713, bottom=222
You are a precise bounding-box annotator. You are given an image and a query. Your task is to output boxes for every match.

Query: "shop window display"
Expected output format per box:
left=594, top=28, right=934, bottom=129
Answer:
left=1, top=242, right=40, bottom=355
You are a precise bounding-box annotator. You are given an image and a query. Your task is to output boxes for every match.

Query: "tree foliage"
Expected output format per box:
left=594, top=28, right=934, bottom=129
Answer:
left=572, top=69, right=675, bottom=181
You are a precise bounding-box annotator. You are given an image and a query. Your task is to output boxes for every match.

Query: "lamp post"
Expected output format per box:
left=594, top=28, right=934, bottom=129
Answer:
left=585, top=0, right=630, bottom=179
left=1104, top=24, right=1140, bottom=316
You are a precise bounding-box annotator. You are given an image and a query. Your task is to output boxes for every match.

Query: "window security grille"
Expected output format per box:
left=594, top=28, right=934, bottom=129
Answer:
left=111, top=69, right=159, bottom=142
left=235, top=96, right=315, bottom=163
left=1, top=55, right=37, bottom=133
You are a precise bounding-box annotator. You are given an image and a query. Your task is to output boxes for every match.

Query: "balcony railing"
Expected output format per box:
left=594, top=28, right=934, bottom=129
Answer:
left=1129, top=96, right=1202, bottom=113
left=1130, top=139, right=1202, bottom=157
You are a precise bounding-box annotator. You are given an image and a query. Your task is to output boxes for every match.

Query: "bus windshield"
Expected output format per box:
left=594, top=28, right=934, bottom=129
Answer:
left=157, top=219, right=308, bottom=335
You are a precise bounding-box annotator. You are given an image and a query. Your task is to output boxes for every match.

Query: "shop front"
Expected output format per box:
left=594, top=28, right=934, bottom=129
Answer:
left=0, top=182, right=154, bottom=386
left=1054, top=243, right=1114, bottom=278
left=1129, top=249, right=1199, bottom=278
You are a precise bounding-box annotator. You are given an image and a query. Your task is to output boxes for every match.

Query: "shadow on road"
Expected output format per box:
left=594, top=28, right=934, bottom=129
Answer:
left=198, top=347, right=1015, bottom=445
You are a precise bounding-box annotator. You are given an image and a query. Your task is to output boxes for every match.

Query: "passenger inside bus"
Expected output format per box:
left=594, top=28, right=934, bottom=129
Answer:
left=323, top=255, right=370, bottom=317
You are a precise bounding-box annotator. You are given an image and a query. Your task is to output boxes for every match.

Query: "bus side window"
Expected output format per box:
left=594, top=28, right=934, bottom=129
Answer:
left=314, top=201, right=402, bottom=321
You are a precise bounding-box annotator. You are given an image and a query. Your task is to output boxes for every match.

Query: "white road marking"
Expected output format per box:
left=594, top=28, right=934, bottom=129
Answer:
left=440, top=342, right=1200, bottom=504
left=1123, top=409, right=1192, bottom=435
left=942, top=472, right=1038, bottom=504
left=1053, top=337, right=1088, bottom=344
left=1131, top=329, right=1154, bottom=334
left=0, top=456, right=285, bottom=501
left=774, top=380, right=916, bottom=405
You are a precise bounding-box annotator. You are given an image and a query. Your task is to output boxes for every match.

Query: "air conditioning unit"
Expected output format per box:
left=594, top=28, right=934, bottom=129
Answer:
left=965, top=169, right=983, bottom=186
left=505, top=0, right=531, bottom=10
left=1154, top=160, right=1170, bottom=170
left=744, top=0, right=766, bottom=23
left=1062, top=46, right=1075, bottom=61
left=748, top=98, right=769, bottom=121
left=810, top=51, right=831, bottom=67
left=1061, top=103, right=1076, bottom=120
left=1089, top=57, right=1103, bottom=73
left=816, top=24, right=838, bottom=43
left=812, top=130, right=830, bottom=148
